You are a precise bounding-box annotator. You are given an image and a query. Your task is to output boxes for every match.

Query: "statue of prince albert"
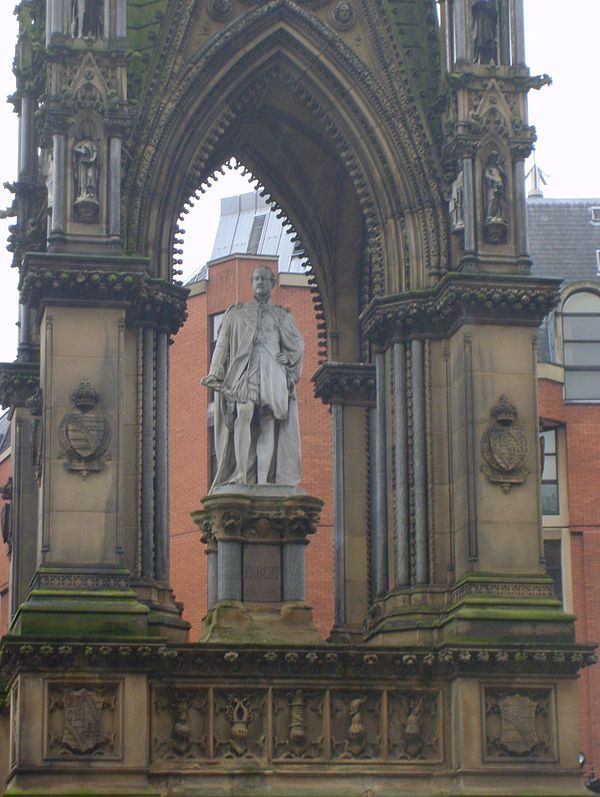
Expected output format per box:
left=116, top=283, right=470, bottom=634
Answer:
left=201, top=266, right=304, bottom=489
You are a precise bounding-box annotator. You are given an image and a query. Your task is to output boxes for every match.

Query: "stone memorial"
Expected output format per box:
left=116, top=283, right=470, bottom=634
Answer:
left=196, top=266, right=322, bottom=642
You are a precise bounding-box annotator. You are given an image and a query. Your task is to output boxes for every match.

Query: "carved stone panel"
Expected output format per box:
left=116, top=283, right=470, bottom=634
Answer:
left=214, top=690, right=267, bottom=759
left=484, top=687, right=556, bottom=761
left=273, top=689, right=325, bottom=760
left=151, top=687, right=209, bottom=762
left=481, top=396, right=529, bottom=492
left=45, top=681, right=122, bottom=759
left=387, top=691, right=442, bottom=761
left=331, top=691, right=382, bottom=760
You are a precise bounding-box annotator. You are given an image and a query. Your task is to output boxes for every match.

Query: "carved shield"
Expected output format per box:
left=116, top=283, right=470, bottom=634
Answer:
left=499, top=694, right=538, bottom=755
left=60, top=411, right=108, bottom=460
left=62, top=689, right=102, bottom=754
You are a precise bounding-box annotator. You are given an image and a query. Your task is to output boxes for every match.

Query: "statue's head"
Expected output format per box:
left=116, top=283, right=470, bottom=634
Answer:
left=251, top=266, right=276, bottom=300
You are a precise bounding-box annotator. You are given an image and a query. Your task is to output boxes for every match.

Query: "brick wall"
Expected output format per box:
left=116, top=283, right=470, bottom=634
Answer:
left=539, top=377, right=600, bottom=767
left=169, top=256, right=334, bottom=640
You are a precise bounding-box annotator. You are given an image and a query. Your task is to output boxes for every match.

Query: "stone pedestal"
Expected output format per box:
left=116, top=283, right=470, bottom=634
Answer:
left=193, top=490, right=323, bottom=644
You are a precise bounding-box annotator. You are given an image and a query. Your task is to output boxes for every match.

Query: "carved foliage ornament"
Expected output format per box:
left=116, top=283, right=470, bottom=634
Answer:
left=59, top=381, right=109, bottom=478
left=481, top=396, right=529, bottom=492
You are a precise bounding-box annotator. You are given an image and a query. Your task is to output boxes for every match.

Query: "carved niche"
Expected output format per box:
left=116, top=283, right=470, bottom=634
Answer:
left=484, top=688, right=555, bottom=761
left=59, top=381, right=110, bottom=478
left=388, top=691, right=441, bottom=761
left=151, top=687, right=208, bottom=762
left=46, top=681, right=121, bottom=759
left=214, top=691, right=267, bottom=759
left=331, top=691, right=381, bottom=759
left=481, top=395, right=529, bottom=492
left=273, top=689, right=325, bottom=759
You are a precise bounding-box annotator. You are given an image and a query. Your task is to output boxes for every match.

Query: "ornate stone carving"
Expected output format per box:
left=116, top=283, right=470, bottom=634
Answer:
left=483, top=150, right=507, bottom=243
left=196, top=493, right=323, bottom=544
left=331, top=692, right=381, bottom=759
left=331, top=2, right=356, bottom=31
left=0, top=362, right=39, bottom=410
left=0, top=477, right=13, bottom=556
left=312, top=362, right=376, bottom=407
left=73, top=131, right=100, bottom=223
left=215, top=691, right=266, bottom=758
left=20, top=254, right=189, bottom=336
left=273, top=689, right=325, bottom=759
left=484, top=688, right=555, bottom=760
left=361, top=276, right=560, bottom=346
left=152, top=687, right=208, bottom=761
left=481, top=396, right=529, bottom=492
left=388, top=691, right=441, bottom=760
left=207, top=0, right=233, bottom=21
left=58, top=381, right=110, bottom=478
left=46, top=682, right=121, bottom=759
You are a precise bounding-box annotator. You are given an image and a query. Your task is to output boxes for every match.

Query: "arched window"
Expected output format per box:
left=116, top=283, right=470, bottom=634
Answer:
left=562, top=291, right=600, bottom=400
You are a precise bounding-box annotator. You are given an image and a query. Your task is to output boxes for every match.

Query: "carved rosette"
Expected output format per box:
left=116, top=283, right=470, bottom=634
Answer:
left=484, top=688, right=555, bottom=761
left=331, top=2, right=356, bottom=30
left=58, top=381, right=110, bottom=479
left=46, top=681, right=121, bottom=760
left=481, top=396, right=529, bottom=492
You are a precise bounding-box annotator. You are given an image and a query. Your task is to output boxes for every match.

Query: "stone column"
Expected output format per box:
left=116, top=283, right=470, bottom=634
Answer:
left=313, top=362, right=375, bottom=639
left=8, top=252, right=189, bottom=640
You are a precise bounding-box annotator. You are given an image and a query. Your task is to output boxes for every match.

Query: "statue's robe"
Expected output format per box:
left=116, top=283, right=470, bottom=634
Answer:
left=207, top=300, right=304, bottom=488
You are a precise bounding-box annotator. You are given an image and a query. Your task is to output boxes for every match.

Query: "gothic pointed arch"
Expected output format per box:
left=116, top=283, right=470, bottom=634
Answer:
left=124, top=0, right=449, bottom=358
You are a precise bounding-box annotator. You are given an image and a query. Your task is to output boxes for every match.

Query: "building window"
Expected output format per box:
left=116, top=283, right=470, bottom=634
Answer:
left=543, top=539, right=563, bottom=603
left=591, top=206, right=600, bottom=224
left=562, top=291, right=600, bottom=400
left=596, top=250, right=600, bottom=274
left=540, top=427, right=559, bottom=515
left=246, top=214, right=267, bottom=254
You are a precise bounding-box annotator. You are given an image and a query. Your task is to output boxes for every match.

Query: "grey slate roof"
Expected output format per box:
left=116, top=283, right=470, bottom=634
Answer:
left=528, top=198, right=600, bottom=282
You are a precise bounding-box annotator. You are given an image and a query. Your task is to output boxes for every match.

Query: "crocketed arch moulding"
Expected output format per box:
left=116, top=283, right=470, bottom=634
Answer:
left=124, top=0, right=448, bottom=303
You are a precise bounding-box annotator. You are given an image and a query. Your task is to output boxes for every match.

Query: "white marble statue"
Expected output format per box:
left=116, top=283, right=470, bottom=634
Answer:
left=201, top=266, right=304, bottom=489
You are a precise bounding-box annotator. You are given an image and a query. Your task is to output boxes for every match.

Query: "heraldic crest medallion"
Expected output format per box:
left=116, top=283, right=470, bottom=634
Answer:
left=59, top=380, right=109, bottom=478
left=481, top=395, right=529, bottom=492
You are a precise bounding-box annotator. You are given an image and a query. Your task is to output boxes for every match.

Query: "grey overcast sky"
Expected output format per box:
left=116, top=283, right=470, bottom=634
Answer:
left=0, top=0, right=598, bottom=362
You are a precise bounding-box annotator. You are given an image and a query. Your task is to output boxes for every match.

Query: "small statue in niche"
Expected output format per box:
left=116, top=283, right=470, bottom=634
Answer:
left=483, top=151, right=507, bottom=243
left=71, top=0, right=103, bottom=39
left=450, top=169, right=465, bottom=232
left=472, top=0, right=498, bottom=65
left=73, top=132, right=100, bottom=223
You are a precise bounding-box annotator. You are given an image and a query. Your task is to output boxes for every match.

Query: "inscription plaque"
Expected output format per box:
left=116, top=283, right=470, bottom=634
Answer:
left=243, top=545, right=281, bottom=602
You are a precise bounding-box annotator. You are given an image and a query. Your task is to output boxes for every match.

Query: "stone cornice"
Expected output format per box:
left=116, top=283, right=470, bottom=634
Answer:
left=0, top=639, right=595, bottom=680
left=360, top=273, right=561, bottom=346
left=19, top=253, right=189, bottom=335
left=312, top=362, right=376, bottom=407
left=0, top=362, right=40, bottom=410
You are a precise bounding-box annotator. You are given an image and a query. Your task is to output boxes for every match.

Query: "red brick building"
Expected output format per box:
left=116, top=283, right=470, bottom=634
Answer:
left=531, top=198, right=600, bottom=771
